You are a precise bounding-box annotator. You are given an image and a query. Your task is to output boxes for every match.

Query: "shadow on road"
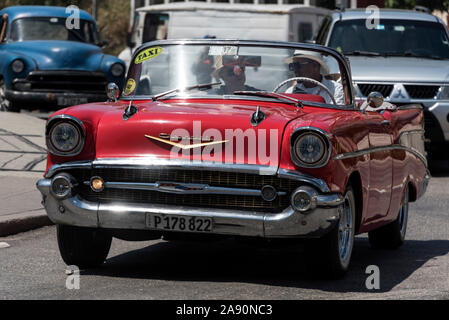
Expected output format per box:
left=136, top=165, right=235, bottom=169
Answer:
left=428, top=160, right=449, bottom=177
left=81, top=237, right=449, bottom=293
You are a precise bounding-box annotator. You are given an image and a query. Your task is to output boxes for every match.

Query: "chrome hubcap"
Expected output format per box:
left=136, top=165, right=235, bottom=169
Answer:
left=338, top=195, right=354, bottom=264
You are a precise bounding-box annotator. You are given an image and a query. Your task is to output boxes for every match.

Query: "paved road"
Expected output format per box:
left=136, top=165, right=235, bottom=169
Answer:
left=1, top=172, right=448, bottom=300
left=0, top=111, right=447, bottom=300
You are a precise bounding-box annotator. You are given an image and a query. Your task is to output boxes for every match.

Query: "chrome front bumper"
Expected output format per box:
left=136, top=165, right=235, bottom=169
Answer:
left=37, top=165, right=344, bottom=238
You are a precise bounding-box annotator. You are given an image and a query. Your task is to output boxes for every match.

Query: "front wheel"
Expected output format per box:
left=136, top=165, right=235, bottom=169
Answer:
left=368, top=185, right=409, bottom=250
left=57, top=225, right=112, bottom=269
left=305, top=185, right=356, bottom=278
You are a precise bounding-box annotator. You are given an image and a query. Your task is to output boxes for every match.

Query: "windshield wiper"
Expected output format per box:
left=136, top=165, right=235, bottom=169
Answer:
left=383, top=51, right=443, bottom=60
left=152, top=82, right=222, bottom=101
left=344, top=50, right=381, bottom=57
left=233, top=91, right=303, bottom=107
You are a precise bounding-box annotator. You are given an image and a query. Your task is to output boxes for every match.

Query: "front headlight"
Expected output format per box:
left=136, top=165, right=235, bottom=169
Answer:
left=110, top=63, right=125, bottom=77
left=46, top=118, right=85, bottom=156
left=437, top=86, right=449, bottom=100
left=11, top=59, right=25, bottom=73
left=291, top=130, right=330, bottom=168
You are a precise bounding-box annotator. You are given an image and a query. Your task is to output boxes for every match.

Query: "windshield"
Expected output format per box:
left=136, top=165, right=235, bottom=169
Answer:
left=9, top=17, right=99, bottom=44
left=329, top=19, right=449, bottom=59
left=125, top=43, right=351, bottom=106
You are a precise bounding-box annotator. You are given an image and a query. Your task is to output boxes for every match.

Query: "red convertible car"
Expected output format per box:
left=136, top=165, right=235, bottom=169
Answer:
left=37, top=40, right=429, bottom=278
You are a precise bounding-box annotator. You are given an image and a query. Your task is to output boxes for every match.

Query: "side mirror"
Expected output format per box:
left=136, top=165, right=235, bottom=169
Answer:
left=126, top=32, right=135, bottom=48
left=367, top=91, right=384, bottom=109
left=106, top=83, right=120, bottom=102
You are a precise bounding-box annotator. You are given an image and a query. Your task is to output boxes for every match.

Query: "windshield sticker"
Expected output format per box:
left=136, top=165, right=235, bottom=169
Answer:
left=208, top=46, right=239, bottom=56
left=124, top=79, right=136, bottom=96
left=135, top=47, right=163, bottom=64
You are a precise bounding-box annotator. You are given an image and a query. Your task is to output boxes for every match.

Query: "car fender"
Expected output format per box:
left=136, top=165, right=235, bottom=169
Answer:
left=0, top=50, right=37, bottom=87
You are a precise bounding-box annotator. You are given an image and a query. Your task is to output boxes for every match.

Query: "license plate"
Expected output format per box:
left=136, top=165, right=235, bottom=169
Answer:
left=57, top=97, right=88, bottom=106
left=146, top=214, right=213, bottom=233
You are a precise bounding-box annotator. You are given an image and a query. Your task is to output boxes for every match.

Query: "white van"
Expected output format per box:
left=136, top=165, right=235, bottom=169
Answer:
left=119, top=2, right=330, bottom=67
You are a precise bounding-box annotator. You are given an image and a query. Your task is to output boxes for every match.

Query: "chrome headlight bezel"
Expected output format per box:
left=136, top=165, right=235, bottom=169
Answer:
left=46, top=115, right=85, bottom=157
left=290, top=128, right=331, bottom=168
left=110, top=63, right=125, bottom=77
left=11, top=59, right=25, bottom=73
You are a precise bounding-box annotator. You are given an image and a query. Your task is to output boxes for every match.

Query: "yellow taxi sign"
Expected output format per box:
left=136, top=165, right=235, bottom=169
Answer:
left=135, top=47, right=163, bottom=64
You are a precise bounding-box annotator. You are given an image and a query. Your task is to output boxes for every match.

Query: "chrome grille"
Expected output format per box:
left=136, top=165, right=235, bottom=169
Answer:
left=68, top=168, right=302, bottom=213
left=357, top=83, right=393, bottom=98
left=404, top=85, right=440, bottom=99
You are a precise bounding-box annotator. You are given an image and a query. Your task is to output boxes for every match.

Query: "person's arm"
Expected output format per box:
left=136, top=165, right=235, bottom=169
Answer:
left=330, top=80, right=345, bottom=105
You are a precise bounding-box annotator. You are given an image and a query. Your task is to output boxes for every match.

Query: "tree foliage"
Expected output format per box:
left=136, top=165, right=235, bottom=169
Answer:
left=1, top=0, right=130, bottom=56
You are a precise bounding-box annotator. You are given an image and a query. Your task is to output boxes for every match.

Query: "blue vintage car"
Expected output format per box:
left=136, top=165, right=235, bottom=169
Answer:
left=0, top=6, right=126, bottom=112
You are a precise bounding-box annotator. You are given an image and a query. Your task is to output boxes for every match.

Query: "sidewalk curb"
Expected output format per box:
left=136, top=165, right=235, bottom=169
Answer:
left=0, top=211, right=53, bottom=237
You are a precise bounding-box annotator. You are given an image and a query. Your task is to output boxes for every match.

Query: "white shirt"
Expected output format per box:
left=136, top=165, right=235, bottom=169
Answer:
left=285, top=78, right=345, bottom=105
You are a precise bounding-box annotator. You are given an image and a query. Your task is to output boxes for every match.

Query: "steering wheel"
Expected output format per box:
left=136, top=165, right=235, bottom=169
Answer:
left=273, top=77, right=337, bottom=105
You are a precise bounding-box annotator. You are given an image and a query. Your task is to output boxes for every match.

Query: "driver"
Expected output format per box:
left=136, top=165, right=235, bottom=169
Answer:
left=212, top=55, right=259, bottom=94
left=284, top=50, right=345, bottom=105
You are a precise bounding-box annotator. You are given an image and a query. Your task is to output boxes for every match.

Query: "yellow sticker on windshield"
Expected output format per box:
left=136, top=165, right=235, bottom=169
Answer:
left=124, top=79, right=136, bottom=96
left=135, top=46, right=163, bottom=64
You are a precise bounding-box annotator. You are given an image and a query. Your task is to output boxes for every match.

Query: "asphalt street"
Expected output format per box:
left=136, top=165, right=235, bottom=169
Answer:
left=0, top=111, right=448, bottom=300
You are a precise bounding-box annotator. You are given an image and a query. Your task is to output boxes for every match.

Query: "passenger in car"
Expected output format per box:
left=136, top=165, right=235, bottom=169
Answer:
left=285, top=50, right=345, bottom=104
left=212, top=55, right=259, bottom=95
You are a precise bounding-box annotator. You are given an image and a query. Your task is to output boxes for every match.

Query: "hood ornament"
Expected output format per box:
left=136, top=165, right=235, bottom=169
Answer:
left=250, top=106, right=266, bottom=127
left=145, top=134, right=228, bottom=150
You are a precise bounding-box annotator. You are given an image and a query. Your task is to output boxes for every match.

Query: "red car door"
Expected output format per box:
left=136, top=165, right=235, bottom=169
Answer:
left=364, top=111, right=393, bottom=222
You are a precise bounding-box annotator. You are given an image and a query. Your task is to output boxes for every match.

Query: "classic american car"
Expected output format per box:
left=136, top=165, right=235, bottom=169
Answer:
left=37, top=40, right=429, bottom=278
left=0, top=6, right=126, bottom=112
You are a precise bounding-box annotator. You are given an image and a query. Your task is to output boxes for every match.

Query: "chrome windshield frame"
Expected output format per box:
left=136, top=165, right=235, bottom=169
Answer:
left=123, top=39, right=355, bottom=109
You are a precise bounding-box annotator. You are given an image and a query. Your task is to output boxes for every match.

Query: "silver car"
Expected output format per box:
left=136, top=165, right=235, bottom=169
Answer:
left=317, top=9, right=449, bottom=160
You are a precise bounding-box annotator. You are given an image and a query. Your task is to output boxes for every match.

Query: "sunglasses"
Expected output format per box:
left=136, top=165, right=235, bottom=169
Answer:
left=289, top=61, right=317, bottom=71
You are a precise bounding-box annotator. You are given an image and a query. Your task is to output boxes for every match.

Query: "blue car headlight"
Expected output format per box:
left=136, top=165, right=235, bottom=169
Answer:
left=11, top=59, right=25, bottom=73
left=291, top=130, right=330, bottom=168
left=110, top=63, right=125, bottom=77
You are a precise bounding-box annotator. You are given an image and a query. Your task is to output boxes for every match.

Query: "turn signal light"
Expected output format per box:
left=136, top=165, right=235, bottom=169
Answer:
left=91, top=177, right=105, bottom=192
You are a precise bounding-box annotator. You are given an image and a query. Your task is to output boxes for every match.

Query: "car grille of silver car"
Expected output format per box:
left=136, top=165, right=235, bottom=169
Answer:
left=403, top=85, right=440, bottom=99
left=67, top=168, right=303, bottom=213
left=358, top=83, right=394, bottom=98
left=358, top=83, right=440, bottom=100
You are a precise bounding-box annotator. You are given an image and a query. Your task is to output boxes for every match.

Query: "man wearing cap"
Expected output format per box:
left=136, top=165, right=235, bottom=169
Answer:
left=285, top=50, right=345, bottom=105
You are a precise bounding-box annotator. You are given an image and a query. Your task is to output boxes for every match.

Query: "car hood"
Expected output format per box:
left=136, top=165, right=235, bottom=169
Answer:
left=92, top=99, right=305, bottom=167
left=7, top=41, right=103, bottom=70
left=348, top=56, right=449, bottom=83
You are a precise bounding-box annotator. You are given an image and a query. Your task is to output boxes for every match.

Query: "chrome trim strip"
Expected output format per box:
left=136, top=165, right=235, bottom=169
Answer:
left=45, top=161, right=93, bottom=179
left=334, top=144, right=427, bottom=166
left=83, top=180, right=286, bottom=198
left=93, top=158, right=279, bottom=175
left=277, top=169, right=330, bottom=193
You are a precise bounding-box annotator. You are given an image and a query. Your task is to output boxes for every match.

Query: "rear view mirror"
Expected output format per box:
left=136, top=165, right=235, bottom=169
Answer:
left=222, top=55, right=262, bottom=68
